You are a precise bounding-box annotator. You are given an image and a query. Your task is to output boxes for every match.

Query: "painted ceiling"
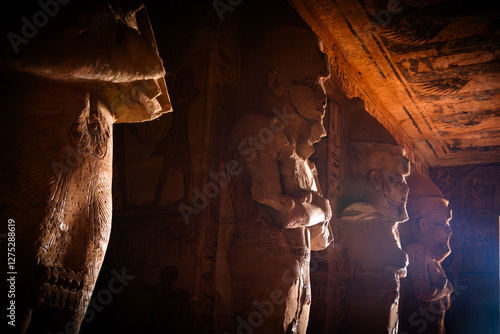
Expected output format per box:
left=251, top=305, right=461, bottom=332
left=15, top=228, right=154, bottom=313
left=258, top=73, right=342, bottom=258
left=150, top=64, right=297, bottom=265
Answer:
left=289, top=0, right=500, bottom=168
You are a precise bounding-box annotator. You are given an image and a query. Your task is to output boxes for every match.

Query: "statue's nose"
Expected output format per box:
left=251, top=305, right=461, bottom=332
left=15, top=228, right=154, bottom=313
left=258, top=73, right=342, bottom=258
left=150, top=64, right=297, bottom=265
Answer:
left=445, top=225, right=452, bottom=235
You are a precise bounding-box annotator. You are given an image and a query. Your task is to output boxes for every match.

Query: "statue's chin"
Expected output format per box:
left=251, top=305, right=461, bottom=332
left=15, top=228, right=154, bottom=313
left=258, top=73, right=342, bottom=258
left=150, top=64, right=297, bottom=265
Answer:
left=380, top=203, right=408, bottom=222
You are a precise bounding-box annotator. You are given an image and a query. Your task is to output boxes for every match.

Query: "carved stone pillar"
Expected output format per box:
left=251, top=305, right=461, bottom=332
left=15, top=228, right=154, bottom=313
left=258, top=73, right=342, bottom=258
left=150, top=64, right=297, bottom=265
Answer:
left=338, top=102, right=410, bottom=334
left=399, top=170, right=453, bottom=334
left=0, top=2, right=170, bottom=333
left=224, top=3, right=333, bottom=333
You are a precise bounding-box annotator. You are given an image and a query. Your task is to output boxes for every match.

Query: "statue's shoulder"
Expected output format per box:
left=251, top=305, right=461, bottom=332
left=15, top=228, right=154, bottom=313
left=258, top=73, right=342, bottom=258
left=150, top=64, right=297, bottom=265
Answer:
left=229, top=113, right=290, bottom=152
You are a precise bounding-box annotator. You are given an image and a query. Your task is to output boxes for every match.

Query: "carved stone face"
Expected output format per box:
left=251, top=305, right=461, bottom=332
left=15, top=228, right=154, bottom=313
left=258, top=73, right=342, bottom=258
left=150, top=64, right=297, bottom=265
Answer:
left=365, top=147, right=410, bottom=222
left=255, top=27, right=329, bottom=158
left=406, top=171, right=453, bottom=262
left=289, top=80, right=327, bottom=122
left=288, top=78, right=328, bottom=158
left=381, top=156, right=410, bottom=212
left=285, top=38, right=329, bottom=145
left=415, top=199, right=453, bottom=261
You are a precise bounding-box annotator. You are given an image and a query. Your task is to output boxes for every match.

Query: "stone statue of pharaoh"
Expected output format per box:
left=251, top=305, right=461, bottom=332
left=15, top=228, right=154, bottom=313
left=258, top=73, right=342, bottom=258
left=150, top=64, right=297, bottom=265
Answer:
left=399, top=170, right=453, bottom=334
left=0, top=2, right=170, bottom=333
left=339, top=101, right=410, bottom=334
left=226, top=23, right=333, bottom=333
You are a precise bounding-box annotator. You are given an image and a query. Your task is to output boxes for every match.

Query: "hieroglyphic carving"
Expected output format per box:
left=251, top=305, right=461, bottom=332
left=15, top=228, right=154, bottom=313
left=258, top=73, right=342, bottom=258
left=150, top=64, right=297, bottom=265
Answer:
left=327, top=100, right=343, bottom=210
left=466, top=167, right=497, bottom=214
left=308, top=97, right=342, bottom=332
left=430, top=164, right=499, bottom=333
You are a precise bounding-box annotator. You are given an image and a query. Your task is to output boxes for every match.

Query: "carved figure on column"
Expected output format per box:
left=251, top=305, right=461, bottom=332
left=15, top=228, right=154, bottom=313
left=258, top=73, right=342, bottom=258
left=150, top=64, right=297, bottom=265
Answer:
left=226, top=5, right=333, bottom=333
left=399, top=170, right=453, bottom=334
left=0, top=2, right=170, bottom=333
left=339, top=100, right=410, bottom=334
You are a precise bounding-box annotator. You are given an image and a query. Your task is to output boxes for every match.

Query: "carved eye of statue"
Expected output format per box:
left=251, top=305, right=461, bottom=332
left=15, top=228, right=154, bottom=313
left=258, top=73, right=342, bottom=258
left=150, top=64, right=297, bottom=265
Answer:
left=435, top=220, right=449, bottom=227
left=388, top=175, right=403, bottom=185
left=294, top=80, right=321, bottom=93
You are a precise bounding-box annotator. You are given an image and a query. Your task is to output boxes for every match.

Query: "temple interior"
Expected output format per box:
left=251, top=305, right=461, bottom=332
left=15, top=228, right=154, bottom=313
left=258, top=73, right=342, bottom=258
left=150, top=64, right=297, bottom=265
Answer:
left=1, top=0, right=499, bottom=333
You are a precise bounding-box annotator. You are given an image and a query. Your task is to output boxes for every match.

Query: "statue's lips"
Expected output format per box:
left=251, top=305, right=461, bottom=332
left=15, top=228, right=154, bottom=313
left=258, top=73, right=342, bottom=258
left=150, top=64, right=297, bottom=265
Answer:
left=385, top=265, right=407, bottom=278
left=310, top=132, right=321, bottom=144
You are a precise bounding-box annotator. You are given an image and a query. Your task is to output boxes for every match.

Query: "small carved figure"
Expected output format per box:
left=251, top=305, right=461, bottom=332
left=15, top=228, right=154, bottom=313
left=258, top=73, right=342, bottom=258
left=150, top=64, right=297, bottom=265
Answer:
left=152, top=266, right=192, bottom=334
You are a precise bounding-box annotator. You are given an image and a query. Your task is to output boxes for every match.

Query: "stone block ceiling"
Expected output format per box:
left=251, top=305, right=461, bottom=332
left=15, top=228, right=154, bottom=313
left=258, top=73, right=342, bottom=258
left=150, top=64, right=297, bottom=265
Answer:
left=289, top=0, right=499, bottom=168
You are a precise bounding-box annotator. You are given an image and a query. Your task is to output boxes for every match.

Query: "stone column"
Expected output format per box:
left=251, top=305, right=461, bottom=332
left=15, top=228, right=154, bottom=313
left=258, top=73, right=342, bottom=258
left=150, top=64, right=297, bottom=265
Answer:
left=0, top=2, right=170, bottom=333
left=338, top=102, right=410, bottom=334
left=399, top=170, right=453, bottom=334
left=224, top=3, right=333, bottom=333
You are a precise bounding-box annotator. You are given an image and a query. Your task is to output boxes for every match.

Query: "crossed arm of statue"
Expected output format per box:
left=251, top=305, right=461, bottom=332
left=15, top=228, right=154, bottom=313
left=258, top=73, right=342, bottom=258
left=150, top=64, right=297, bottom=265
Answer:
left=243, top=129, right=333, bottom=250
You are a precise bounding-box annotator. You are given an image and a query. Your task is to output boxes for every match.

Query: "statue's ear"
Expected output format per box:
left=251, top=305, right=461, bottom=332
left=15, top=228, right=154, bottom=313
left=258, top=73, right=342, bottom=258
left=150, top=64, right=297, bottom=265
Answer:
left=369, top=170, right=382, bottom=189
left=266, top=71, right=285, bottom=98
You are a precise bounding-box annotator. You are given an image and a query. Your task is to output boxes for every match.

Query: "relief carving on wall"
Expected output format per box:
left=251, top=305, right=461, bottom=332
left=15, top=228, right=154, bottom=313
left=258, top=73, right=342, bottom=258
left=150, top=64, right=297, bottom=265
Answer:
left=430, top=164, right=499, bottom=333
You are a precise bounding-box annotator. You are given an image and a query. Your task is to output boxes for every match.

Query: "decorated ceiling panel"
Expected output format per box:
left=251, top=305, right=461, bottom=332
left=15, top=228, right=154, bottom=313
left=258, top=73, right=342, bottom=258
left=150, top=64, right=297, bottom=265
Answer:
left=290, top=0, right=500, bottom=167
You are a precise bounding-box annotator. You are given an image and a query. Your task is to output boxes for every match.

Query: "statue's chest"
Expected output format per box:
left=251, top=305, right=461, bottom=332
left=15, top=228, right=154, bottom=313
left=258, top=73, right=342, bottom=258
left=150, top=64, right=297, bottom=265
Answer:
left=279, top=152, right=317, bottom=196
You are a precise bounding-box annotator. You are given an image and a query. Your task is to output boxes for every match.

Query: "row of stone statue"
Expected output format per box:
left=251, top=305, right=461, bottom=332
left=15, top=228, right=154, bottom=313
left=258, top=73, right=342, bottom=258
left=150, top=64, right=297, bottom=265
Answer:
left=225, top=23, right=453, bottom=334
left=0, top=1, right=452, bottom=333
